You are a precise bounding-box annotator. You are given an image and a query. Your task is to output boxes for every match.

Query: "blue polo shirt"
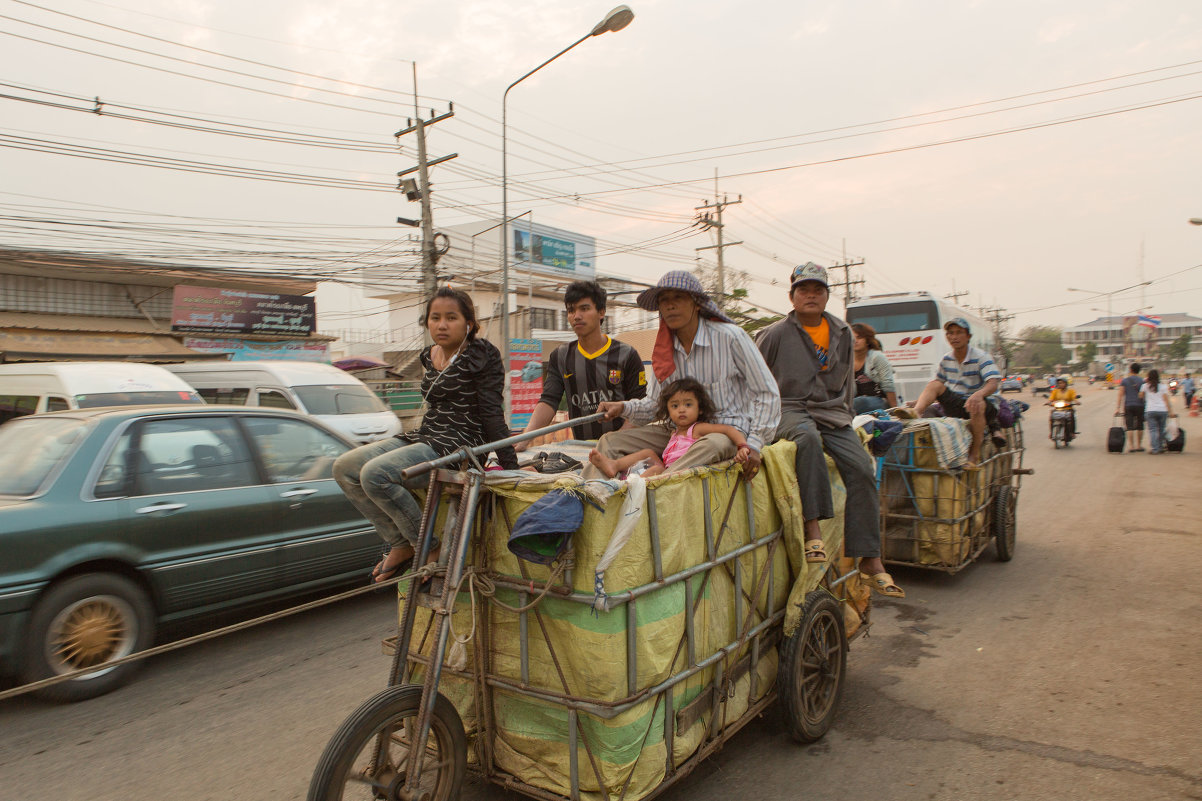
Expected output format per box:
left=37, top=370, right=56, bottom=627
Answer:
left=936, top=346, right=1001, bottom=396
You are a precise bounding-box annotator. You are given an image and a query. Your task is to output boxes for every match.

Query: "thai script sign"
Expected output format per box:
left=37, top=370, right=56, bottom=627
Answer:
left=171, top=285, right=315, bottom=337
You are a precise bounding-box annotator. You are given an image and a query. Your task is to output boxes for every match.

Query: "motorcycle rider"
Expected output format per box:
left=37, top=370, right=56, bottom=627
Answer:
left=1046, top=375, right=1078, bottom=440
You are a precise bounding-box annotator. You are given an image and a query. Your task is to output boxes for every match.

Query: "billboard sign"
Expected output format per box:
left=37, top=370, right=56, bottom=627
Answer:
left=509, top=338, right=543, bottom=430
left=171, top=285, right=315, bottom=337
left=182, top=338, right=329, bottom=362
left=513, top=229, right=594, bottom=279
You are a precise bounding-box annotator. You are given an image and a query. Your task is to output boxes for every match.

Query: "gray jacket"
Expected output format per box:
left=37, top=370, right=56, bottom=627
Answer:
left=756, top=311, right=855, bottom=428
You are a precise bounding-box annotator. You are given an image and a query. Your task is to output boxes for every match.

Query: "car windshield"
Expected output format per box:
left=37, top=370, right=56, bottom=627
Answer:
left=74, top=390, right=204, bottom=408
left=846, top=300, right=939, bottom=334
left=0, top=417, right=87, bottom=495
left=292, top=385, right=386, bottom=415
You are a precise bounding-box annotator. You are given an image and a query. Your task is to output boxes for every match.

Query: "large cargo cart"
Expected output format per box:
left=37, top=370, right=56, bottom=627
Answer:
left=879, top=419, right=1031, bottom=573
left=307, top=417, right=872, bottom=801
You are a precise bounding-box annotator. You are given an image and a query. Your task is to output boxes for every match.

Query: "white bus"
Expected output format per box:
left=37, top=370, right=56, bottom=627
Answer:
left=845, top=292, right=995, bottom=404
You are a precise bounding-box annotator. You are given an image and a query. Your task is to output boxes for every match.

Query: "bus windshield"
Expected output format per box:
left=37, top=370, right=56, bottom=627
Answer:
left=846, top=300, right=939, bottom=334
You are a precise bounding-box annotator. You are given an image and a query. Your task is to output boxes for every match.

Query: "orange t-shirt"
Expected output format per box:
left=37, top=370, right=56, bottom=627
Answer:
left=802, top=318, right=831, bottom=370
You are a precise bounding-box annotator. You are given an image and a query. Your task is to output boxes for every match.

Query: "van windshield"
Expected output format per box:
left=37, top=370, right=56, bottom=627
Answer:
left=846, top=301, right=939, bottom=334
left=293, top=385, right=386, bottom=415
left=0, top=417, right=87, bottom=495
left=74, top=390, right=204, bottom=408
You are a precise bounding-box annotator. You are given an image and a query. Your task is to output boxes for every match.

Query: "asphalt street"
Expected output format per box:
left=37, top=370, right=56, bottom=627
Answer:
left=1, top=383, right=1198, bottom=801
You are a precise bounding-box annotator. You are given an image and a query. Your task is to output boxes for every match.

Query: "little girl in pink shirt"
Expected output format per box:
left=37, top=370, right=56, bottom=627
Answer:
left=588, top=378, right=750, bottom=478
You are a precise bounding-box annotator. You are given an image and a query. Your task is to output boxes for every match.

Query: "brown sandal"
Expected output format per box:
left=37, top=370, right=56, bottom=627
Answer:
left=861, top=571, right=905, bottom=599
left=804, top=539, right=827, bottom=563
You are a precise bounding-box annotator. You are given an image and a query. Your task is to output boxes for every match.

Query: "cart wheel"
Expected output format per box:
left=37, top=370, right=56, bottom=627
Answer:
left=992, top=485, right=1017, bottom=562
left=308, top=685, right=466, bottom=801
left=778, top=590, right=847, bottom=744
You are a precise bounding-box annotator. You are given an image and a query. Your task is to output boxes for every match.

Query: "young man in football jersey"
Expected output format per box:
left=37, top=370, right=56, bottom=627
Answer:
left=515, top=280, right=647, bottom=448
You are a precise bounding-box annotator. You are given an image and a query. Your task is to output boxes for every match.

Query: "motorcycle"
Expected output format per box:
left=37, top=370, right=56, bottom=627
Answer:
left=1169, top=379, right=1179, bottom=396
left=1049, top=400, right=1077, bottom=448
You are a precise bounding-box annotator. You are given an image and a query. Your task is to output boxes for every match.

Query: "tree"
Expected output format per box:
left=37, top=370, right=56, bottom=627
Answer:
left=1075, top=341, right=1097, bottom=370
left=1011, top=325, right=1071, bottom=372
left=693, top=266, right=783, bottom=335
left=1163, top=332, right=1192, bottom=361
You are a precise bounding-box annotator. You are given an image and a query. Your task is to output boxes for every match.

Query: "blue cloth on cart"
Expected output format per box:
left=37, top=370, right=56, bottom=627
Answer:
left=508, top=489, right=585, bottom=564
left=864, top=419, right=906, bottom=456
left=925, top=418, right=972, bottom=468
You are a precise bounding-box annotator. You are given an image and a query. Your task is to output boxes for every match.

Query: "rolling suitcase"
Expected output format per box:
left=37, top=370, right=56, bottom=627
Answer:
left=1107, top=414, right=1125, bottom=453
left=1166, top=428, right=1185, bottom=453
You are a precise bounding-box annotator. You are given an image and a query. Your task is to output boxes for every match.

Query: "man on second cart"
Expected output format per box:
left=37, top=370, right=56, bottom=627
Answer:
left=756, top=262, right=904, bottom=599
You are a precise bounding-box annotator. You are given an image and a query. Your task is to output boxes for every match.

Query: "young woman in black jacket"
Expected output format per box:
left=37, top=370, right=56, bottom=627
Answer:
left=333, top=287, right=517, bottom=581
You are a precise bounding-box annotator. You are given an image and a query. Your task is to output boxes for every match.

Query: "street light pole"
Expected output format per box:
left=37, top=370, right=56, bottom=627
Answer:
left=499, top=5, right=634, bottom=425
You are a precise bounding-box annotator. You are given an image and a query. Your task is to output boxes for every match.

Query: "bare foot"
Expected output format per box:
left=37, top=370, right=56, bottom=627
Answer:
left=641, top=465, right=664, bottom=477
left=588, top=448, right=619, bottom=478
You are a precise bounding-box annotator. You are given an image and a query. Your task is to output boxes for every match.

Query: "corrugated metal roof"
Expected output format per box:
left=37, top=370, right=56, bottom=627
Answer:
left=0, top=329, right=227, bottom=362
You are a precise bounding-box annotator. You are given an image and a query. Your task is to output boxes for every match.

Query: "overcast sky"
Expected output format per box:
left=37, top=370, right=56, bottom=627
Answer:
left=2, top=0, right=1201, bottom=336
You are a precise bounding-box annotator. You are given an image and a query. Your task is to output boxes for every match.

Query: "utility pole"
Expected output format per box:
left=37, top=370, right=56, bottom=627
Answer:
left=828, top=259, right=866, bottom=303
left=694, top=172, right=742, bottom=305
left=980, top=305, right=1015, bottom=371
left=945, top=289, right=970, bottom=305
left=395, top=64, right=458, bottom=302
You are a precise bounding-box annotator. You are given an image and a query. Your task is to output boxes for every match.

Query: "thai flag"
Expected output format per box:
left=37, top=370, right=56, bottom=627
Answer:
left=1138, top=314, right=1161, bottom=328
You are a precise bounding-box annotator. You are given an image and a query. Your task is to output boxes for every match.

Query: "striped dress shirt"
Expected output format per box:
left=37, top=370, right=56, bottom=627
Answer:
left=622, top=318, right=782, bottom=452
left=935, top=345, right=1001, bottom=396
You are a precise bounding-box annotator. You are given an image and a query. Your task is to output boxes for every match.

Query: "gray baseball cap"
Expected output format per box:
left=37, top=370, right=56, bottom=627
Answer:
left=790, top=262, right=829, bottom=289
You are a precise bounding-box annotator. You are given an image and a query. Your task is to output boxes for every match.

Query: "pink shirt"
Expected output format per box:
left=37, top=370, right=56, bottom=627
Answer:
left=661, top=424, right=698, bottom=467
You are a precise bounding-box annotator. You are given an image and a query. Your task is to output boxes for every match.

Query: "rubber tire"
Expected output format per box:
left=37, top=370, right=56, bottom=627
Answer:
left=778, top=590, right=847, bottom=744
left=993, top=485, right=1017, bottom=562
left=21, top=573, right=155, bottom=703
left=308, top=685, right=467, bottom=801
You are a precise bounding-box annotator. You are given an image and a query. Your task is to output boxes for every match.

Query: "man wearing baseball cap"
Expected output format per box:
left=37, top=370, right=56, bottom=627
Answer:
left=756, top=262, right=903, bottom=599
left=587, top=270, right=781, bottom=478
left=910, top=316, right=1003, bottom=466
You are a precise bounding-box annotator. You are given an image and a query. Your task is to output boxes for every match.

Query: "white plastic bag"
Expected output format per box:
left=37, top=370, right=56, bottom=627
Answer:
left=1167, top=417, right=1181, bottom=442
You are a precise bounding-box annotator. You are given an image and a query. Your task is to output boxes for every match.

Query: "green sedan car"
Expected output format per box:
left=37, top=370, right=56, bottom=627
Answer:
left=0, top=406, right=383, bottom=702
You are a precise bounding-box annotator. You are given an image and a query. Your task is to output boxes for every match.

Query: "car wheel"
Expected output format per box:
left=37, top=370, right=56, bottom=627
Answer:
left=21, top=573, right=156, bottom=702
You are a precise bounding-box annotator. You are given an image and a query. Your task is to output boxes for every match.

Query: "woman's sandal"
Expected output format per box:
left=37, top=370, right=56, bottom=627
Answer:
left=804, top=539, right=828, bottom=563
left=372, top=555, right=413, bottom=584
left=861, top=571, right=905, bottom=599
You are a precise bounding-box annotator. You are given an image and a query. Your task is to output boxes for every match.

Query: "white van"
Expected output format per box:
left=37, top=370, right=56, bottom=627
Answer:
left=164, top=360, right=401, bottom=444
left=0, top=362, right=204, bottom=424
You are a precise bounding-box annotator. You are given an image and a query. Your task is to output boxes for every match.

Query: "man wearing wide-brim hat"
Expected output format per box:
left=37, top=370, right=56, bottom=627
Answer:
left=756, top=262, right=903, bottom=599
left=585, top=270, right=781, bottom=479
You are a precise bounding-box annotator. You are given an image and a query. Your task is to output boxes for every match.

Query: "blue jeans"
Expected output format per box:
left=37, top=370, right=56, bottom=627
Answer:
left=853, top=395, right=887, bottom=414
left=1146, top=411, right=1168, bottom=453
left=333, top=438, right=438, bottom=548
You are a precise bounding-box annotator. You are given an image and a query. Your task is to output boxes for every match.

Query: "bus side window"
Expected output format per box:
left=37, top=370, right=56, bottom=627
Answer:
left=45, top=396, right=70, bottom=412
left=0, top=394, right=39, bottom=423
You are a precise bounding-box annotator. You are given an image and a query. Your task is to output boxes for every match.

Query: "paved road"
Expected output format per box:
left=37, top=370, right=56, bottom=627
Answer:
left=2, top=384, right=1199, bottom=801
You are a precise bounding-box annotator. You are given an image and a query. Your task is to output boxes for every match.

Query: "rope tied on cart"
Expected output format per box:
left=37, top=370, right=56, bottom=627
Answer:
left=442, top=556, right=575, bottom=670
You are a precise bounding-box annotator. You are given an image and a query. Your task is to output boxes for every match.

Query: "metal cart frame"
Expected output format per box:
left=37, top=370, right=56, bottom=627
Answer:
left=308, top=417, right=867, bottom=801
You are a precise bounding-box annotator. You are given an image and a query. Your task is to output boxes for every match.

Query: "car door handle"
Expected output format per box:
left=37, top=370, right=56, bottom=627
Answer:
left=135, top=502, right=187, bottom=514
left=280, top=489, right=318, bottom=499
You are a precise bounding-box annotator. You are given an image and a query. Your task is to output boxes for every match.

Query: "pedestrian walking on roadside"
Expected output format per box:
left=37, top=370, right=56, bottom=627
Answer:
left=1115, top=362, right=1146, bottom=452
left=1140, top=369, right=1176, bottom=454
left=1182, top=374, right=1196, bottom=412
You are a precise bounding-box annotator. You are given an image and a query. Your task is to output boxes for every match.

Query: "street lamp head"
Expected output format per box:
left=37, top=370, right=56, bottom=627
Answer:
left=592, top=5, right=635, bottom=35
left=1189, top=217, right=1202, bottom=226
